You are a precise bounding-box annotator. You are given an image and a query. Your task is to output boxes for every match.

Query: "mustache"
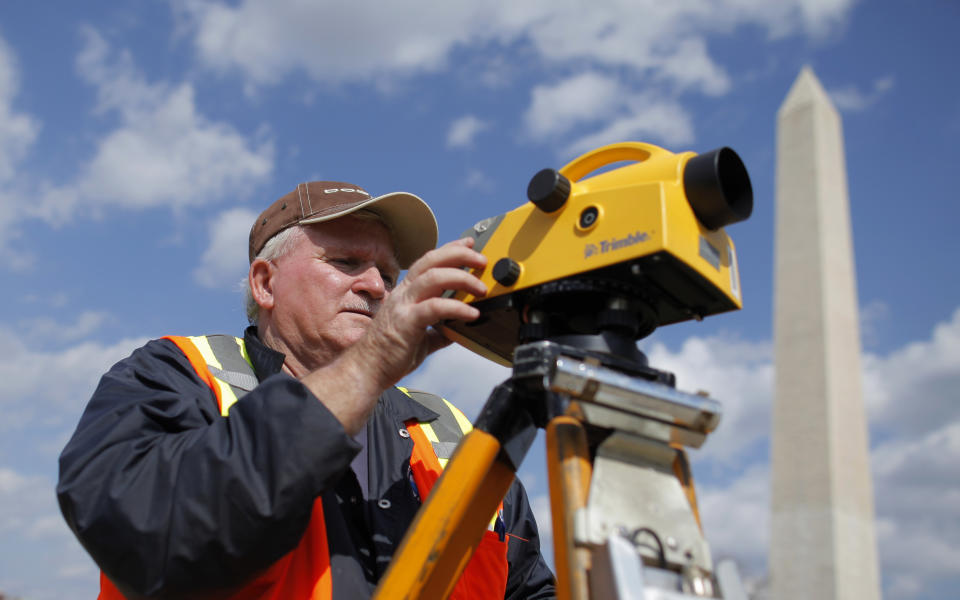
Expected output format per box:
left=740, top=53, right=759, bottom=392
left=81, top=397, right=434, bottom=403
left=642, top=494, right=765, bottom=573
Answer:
left=343, top=298, right=380, bottom=316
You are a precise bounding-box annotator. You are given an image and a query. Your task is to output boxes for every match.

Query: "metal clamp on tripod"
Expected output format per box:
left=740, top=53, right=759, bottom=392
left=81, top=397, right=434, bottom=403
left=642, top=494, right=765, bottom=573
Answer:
left=373, top=142, right=753, bottom=599
left=516, top=339, right=721, bottom=599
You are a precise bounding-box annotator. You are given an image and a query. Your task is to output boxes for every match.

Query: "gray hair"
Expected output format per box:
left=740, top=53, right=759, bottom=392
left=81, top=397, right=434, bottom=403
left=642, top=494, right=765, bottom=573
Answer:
left=244, top=226, right=305, bottom=325
left=243, top=209, right=396, bottom=325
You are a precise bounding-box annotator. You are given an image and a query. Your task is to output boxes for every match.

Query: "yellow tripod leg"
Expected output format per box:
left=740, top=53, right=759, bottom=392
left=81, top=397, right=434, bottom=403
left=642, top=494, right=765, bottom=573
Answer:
left=373, top=429, right=516, bottom=600
left=546, top=415, right=592, bottom=600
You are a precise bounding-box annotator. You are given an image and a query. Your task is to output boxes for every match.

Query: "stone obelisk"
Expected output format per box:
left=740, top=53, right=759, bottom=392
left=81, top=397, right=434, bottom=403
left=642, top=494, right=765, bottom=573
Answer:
left=770, top=67, right=882, bottom=599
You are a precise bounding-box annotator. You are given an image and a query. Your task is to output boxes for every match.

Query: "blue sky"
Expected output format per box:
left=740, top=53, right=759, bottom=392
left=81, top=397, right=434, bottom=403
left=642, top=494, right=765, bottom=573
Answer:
left=0, top=1, right=957, bottom=598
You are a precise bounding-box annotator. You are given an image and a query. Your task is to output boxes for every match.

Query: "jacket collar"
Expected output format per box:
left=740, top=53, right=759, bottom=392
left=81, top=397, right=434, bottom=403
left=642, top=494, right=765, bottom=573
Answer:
left=245, top=326, right=438, bottom=424
left=382, top=387, right=439, bottom=424
left=244, top=326, right=287, bottom=380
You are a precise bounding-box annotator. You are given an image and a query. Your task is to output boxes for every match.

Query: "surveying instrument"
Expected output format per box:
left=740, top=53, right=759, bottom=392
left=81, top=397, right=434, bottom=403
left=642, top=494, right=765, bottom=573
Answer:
left=374, top=142, right=754, bottom=599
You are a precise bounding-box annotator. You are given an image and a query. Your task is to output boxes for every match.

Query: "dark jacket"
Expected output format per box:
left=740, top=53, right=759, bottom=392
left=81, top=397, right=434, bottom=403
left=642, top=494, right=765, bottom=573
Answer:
left=57, top=327, right=555, bottom=599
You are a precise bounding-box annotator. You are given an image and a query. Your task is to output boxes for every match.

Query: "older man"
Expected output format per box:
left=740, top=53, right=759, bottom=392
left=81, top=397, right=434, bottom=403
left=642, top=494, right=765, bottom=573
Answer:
left=58, top=182, right=555, bottom=599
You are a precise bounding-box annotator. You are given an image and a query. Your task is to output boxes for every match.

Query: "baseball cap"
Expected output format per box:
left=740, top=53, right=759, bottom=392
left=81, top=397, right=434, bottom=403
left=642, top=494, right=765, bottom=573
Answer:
left=249, top=181, right=439, bottom=268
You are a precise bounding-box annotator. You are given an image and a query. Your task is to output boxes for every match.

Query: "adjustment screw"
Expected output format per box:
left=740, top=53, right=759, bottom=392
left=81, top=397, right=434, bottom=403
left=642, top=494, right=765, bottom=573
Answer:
left=492, top=258, right=521, bottom=286
left=527, top=168, right=571, bottom=213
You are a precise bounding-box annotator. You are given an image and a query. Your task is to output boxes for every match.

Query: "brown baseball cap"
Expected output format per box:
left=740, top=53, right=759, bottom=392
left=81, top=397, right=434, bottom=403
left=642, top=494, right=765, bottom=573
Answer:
left=249, top=181, right=438, bottom=268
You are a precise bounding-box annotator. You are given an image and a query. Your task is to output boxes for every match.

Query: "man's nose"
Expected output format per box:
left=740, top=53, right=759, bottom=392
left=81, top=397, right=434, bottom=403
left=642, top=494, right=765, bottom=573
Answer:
left=352, top=265, right=387, bottom=298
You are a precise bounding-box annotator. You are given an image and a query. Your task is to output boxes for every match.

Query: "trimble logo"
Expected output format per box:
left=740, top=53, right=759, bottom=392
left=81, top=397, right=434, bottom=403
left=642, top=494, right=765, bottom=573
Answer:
left=584, top=231, right=649, bottom=258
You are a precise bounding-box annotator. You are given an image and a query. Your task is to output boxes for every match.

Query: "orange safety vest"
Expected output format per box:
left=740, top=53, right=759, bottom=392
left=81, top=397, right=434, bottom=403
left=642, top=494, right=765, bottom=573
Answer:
left=98, top=335, right=508, bottom=599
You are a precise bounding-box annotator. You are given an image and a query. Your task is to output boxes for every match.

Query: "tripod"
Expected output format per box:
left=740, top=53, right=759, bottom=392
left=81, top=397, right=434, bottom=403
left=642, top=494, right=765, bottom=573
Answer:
left=373, top=333, right=728, bottom=599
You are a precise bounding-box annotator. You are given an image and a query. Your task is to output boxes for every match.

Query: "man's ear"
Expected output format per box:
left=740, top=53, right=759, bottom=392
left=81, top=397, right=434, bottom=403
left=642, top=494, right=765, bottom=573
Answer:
left=249, top=259, right=276, bottom=312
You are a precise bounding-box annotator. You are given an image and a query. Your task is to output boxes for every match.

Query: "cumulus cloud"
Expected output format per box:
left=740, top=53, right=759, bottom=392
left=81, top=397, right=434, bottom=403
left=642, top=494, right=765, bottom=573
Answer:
left=0, top=321, right=147, bottom=598
left=0, top=35, right=42, bottom=269
left=0, top=36, right=41, bottom=184
left=446, top=115, right=489, bottom=149
left=829, top=75, right=895, bottom=112
left=178, top=0, right=854, bottom=91
left=645, top=334, right=773, bottom=467
left=523, top=72, right=626, bottom=140
left=699, top=464, right=771, bottom=577
left=522, top=72, right=695, bottom=153
left=688, top=308, right=960, bottom=599
left=17, top=311, right=111, bottom=345
left=862, top=306, right=960, bottom=437
left=0, top=464, right=98, bottom=599
left=74, top=28, right=273, bottom=211
left=176, top=0, right=856, bottom=155
left=21, top=28, right=274, bottom=229
left=0, top=324, right=148, bottom=431
left=193, top=208, right=258, bottom=289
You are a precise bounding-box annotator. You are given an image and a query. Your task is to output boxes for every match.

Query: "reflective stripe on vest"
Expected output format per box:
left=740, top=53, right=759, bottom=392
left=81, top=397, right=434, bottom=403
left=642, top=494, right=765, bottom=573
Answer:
left=399, top=388, right=510, bottom=599
left=99, top=337, right=508, bottom=599
left=99, top=335, right=333, bottom=600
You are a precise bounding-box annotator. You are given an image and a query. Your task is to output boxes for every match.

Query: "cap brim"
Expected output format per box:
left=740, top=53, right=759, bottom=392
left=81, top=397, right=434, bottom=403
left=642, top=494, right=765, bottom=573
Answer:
left=299, top=191, right=438, bottom=269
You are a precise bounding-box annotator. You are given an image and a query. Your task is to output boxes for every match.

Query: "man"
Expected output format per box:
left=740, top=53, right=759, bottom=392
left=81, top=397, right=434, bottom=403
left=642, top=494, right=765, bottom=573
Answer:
left=58, top=182, right=555, bottom=599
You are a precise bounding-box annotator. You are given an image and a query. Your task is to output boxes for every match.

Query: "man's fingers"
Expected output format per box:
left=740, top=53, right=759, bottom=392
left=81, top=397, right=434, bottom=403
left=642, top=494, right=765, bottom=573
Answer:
left=402, top=266, right=487, bottom=302
left=405, top=238, right=486, bottom=279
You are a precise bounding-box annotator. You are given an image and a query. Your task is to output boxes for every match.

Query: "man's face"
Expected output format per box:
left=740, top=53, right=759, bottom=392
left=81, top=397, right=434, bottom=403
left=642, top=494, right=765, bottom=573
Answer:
left=262, top=215, right=401, bottom=373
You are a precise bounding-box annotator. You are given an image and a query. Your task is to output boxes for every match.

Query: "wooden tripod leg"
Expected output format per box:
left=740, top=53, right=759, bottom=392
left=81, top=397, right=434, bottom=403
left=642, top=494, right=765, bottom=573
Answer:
left=546, top=416, right=593, bottom=600
left=373, top=429, right=516, bottom=600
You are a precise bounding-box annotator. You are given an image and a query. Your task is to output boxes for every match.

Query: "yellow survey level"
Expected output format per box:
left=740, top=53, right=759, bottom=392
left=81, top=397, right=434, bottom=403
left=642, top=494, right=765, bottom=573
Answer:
left=441, top=142, right=753, bottom=366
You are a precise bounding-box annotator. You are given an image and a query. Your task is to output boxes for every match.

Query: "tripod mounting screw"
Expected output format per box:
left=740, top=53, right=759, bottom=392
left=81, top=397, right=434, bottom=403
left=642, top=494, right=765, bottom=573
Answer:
left=492, top=257, right=522, bottom=286
left=527, top=168, right=570, bottom=213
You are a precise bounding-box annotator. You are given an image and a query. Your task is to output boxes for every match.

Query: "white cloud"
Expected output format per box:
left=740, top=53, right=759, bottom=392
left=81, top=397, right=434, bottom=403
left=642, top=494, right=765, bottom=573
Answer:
left=523, top=73, right=695, bottom=153
left=17, top=311, right=110, bottom=344
left=74, top=28, right=273, bottom=211
left=0, top=325, right=148, bottom=431
left=686, top=307, right=960, bottom=598
left=446, top=115, right=489, bottom=149
left=194, top=208, right=258, bottom=289
left=870, top=421, right=960, bottom=598
left=523, top=72, right=625, bottom=140
left=645, top=334, right=773, bottom=466
left=177, top=0, right=532, bottom=86
left=859, top=299, right=891, bottom=348
left=20, top=28, right=274, bottom=229
left=0, top=36, right=41, bottom=184
left=0, top=35, right=42, bottom=269
left=563, top=99, right=695, bottom=156
left=862, top=306, right=960, bottom=437
left=0, top=465, right=98, bottom=599
left=176, top=0, right=855, bottom=157
left=464, top=169, right=495, bottom=192
left=177, top=0, right=855, bottom=98
left=829, top=75, right=895, bottom=112
left=699, top=464, right=771, bottom=576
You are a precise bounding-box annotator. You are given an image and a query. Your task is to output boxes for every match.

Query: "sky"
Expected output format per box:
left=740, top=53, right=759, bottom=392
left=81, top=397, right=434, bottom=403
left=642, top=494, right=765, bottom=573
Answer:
left=0, top=0, right=957, bottom=598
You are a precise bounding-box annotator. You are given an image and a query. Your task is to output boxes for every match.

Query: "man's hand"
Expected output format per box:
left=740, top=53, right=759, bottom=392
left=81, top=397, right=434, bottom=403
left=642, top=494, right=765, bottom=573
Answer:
left=359, top=237, right=488, bottom=386
left=302, top=238, right=487, bottom=434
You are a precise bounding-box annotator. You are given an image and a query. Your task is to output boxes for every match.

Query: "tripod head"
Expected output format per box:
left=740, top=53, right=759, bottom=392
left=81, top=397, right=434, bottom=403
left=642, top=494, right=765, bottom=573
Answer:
left=440, top=142, right=753, bottom=368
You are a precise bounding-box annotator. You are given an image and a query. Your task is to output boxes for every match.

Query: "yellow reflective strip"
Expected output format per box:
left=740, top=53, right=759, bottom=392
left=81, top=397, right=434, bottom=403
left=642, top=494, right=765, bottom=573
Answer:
left=419, top=422, right=441, bottom=444
left=438, top=457, right=449, bottom=469
left=187, top=336, right=223, bottom=369
left=189, top=336, right=238, bottom=416
left=442, top=398, right=473, bottom=434
left=218, top=381, right=239, bottom=416
left=234, top=337, right=253, bottom=370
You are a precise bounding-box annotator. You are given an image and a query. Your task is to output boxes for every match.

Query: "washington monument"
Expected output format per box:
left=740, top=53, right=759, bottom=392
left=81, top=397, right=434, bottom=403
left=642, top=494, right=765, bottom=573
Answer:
left=770, top=67, right=882, bottom=598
